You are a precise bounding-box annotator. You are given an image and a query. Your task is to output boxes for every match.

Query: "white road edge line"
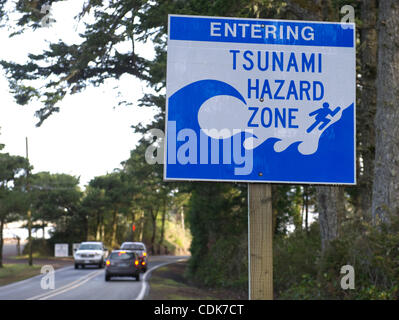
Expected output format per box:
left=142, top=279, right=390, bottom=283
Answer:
left=135, top=258, right=188, bottom=301
left=26, top=269, right=103, bottom=300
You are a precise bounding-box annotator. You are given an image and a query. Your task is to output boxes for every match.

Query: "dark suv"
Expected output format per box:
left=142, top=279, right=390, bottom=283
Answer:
left=120, top=242, right=148, bottom=272
left=105, top=250, right=141, bottom=281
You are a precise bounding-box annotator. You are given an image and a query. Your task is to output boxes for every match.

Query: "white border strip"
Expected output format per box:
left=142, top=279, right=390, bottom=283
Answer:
left=168, top=13, right=356, bottom=27
left=247, top=186, right=251, bottom=300
left=164, top=14, right=356, bottom=186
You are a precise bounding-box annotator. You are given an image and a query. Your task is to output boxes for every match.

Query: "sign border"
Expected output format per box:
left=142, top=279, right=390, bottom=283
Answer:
left=164, top=14, right=356, bottom=185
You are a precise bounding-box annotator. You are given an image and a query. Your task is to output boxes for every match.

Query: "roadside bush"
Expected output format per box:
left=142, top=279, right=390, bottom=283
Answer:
left=22, top=239, right=52, bottom=257
left=319, top=215, right=399, bottom=300
left=274, top=223, right=322, bottom=299
left=188, top=234, right=248, bottom=290
left=186, top=183, right=248, bottom=293
left=274, top=215, right=399, bottom=300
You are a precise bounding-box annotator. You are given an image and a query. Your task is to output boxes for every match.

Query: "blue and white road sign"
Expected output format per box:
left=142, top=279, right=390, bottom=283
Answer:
left=165, top=15, right=356, bottom=184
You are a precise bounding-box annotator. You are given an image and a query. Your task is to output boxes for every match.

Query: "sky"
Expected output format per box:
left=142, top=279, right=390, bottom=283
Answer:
left=0, top=2, right=318, bottom=239
left=0, top=0, right=157, bottom=188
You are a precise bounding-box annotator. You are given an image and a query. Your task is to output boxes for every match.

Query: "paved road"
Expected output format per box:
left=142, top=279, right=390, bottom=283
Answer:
left=0, top=255, right=188, bottom=300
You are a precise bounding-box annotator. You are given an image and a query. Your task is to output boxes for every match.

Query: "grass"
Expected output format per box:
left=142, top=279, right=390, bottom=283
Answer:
left=0, top=264, right=42, bottom=287
left=8, top=253, right=42, bottom=260
left=145, top=261, right=246, bottom=300
left=8, top=254, right=73, bottom=260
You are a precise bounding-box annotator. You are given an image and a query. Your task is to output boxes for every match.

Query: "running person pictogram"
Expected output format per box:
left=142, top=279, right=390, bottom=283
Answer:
left=306, top=102, right=341, bottom=133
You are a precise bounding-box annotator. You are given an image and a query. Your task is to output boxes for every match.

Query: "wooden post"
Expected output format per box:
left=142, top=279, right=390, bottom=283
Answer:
left=248, top=183, right=273, bottom=300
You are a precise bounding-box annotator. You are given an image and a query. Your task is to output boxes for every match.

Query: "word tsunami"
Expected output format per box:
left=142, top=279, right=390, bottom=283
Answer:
left=229, top=50, right=324, bottom=129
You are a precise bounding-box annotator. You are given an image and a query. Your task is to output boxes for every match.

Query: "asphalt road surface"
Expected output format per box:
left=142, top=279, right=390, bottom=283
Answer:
left=0, top=255, right=188, bottom=300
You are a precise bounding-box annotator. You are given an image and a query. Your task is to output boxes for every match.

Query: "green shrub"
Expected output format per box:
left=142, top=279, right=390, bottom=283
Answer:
left=22, top=239, right=52, bottom=257
left=274, top=215, right=399, bottom=300
left=274, top=223, right=321, bottom=299
left=187, top=234, right=248, bottom=290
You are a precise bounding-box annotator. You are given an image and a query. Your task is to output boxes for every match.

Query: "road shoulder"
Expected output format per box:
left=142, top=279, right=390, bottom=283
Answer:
left=0, top=257, right=73, bottom=287
left=145, top=260, right=246, bottom=300
left=0, top=264, right=42, bottom=287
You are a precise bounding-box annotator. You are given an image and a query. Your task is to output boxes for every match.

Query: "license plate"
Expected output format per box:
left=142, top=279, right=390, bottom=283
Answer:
left=84, top=260, right=90, bottom=264
left=119, top=263, right=128, bottom=267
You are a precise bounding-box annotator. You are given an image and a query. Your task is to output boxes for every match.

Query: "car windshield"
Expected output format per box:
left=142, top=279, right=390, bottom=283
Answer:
left=110, top=252, right=135, bottom=260
left=122, top=244, right=145, bottom=250
left=79, top=244, right=102, bottom=250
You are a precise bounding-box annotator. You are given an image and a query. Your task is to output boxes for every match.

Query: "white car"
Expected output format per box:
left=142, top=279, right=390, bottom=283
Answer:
left=74, top=242, right=108, bottom=269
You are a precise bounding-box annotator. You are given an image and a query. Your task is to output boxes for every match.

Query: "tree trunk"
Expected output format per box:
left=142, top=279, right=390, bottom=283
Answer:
left=139, top=211, right=145, bottom=242
left=312, top=0, right=344, bottom=252
left=150, top=208, right=158, bottom=255
left=131, top=210, right=135, bottom=242
left=83, top=215, right=88, bottom=242
left=101, top=216, right=105, bottom=241
left=95, top=212, right=101, bottom=241
left=293, top=187, right=303, bottom=231
left=0, top=218, right=4, bottom=268
left=158, top=198, right=167, bottom=254
left=357, top=0, right=377, bottom=221
left=111, top=210, right=118, bottom=248
left=180, top=207, right=186, bottom=251
left=16, top=236, right=21, bottom=256
left=304, top=186, right=309, bottom=233
left=372, top=0, right=399, bottom=223
left=317, top=186, right=345, bottom=252
left=27, top=209, right=33, bottom=266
